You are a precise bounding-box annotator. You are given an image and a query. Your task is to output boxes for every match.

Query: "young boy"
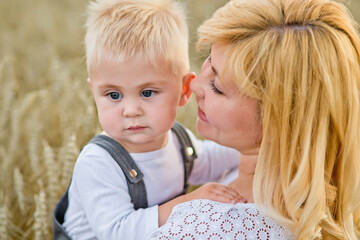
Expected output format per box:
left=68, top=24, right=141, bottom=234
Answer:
left=62, top=0, right=242, bottom=239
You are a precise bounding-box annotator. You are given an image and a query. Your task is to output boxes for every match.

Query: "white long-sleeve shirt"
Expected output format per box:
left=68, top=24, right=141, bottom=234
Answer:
left=63, top=129, right=239, bottom=240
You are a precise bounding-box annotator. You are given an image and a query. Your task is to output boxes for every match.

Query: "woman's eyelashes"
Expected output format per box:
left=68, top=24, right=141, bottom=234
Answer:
left=209, top=80, right=223, bottom=95
left=206, top=55, right=223, bottom=95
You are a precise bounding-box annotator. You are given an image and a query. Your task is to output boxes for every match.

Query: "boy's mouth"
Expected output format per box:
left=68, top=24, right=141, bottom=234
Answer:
left=197, top=107, right=209, bottom=122
left=127, top=125, right=147, bottom=132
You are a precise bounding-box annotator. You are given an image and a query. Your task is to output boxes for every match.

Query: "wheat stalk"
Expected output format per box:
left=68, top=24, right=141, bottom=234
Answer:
left=0, top=57, right=17, bottom=145
left=29, top=132, right=41, bottom=176
left=9, top=92, right=38, bottom=157
left=33, top=181, right=48, bottom=240
left=0, top=146, right=5, bottom=169
left=13, top=168, right=25, bottom=213
left=42, top=140, right=59, bottom=209
left=0, top=58, right=4, bottom=88
left=0, top=194, right=8, bottom=240
left=60, top=133, right=79, bottom=189
left=49, top=57, right=69, bottom=99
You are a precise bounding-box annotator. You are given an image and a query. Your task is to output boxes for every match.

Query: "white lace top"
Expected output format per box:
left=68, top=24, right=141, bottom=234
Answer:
left=147, top=199, right=294, bottom=240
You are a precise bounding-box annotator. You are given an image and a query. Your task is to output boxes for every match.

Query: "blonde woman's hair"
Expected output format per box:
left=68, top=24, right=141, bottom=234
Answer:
left=85, top=0, right=189, bottom=76
left=198, top=0, right=360, bottom=239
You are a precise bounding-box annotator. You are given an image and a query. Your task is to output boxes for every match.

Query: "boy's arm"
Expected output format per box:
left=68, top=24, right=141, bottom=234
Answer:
left=158, top=182, right=246, bottom=226
left=67, top=145, right=159, bottom=240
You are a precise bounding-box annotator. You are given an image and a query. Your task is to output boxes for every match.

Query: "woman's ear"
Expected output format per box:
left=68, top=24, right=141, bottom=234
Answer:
left=179, top=72, right=196, bottom=106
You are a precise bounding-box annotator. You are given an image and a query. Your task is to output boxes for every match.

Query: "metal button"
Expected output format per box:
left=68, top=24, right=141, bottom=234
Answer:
left=185, top=147, right=194, bottom=156
left=129, top=169, right=137, bottom=178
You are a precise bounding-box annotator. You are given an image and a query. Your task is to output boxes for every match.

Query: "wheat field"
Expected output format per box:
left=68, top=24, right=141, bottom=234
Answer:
left=0, top=0, right=359, bottom=239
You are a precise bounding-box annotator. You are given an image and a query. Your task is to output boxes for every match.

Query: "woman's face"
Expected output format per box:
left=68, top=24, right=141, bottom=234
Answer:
left=190, top=43, right=262, bottom=155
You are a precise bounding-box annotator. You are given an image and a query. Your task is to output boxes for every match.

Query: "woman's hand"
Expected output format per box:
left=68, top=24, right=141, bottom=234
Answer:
left=184, top=182, right=247, bottom=204
left=158, top=182, right=246, bottom=226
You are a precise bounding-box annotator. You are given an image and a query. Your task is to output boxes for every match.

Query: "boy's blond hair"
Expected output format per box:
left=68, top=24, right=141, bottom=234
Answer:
left=85, top=0, right=189, bottom=77
left=198, top=0, right=360, bottom=239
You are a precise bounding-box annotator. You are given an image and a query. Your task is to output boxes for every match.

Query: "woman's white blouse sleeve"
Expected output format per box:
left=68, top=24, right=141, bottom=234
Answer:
left=147, top=199, right=295, bottom=240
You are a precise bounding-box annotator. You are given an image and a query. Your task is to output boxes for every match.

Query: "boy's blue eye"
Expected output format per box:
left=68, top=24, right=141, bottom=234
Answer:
left=109, top=92, right=122, bottom=100
left=141, top=90, right=155, bottom=98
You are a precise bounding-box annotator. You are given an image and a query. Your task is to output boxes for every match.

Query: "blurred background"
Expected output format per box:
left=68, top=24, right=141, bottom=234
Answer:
left=0, top=0, right=359, bottom=239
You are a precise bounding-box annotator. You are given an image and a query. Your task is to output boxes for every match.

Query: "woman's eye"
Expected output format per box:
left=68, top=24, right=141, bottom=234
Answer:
left=141, top=90, right=155, bottom=98
left=109, top=92, right=122, bottom=100
left=209, top=80, right=223, bottom=95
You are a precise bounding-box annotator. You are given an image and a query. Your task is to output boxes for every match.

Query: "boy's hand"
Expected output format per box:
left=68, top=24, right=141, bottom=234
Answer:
left=184, top=182, right=247, bottom=204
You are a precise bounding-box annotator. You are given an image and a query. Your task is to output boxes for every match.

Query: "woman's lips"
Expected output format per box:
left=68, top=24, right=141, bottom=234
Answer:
left=197, top=107, right=209, bottom=122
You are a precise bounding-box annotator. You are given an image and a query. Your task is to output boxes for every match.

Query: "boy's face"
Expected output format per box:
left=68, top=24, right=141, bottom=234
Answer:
left=89, top=56, right=190, bottom=153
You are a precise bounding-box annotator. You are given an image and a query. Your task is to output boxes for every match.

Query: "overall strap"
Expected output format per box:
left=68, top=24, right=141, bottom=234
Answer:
left=53, top=186, right=72, bottom=240
left=171, top=122, right=198, bottom=192
left=90, top=135, right=148, bottom=209
left=52, top=135, right=148, bottom=240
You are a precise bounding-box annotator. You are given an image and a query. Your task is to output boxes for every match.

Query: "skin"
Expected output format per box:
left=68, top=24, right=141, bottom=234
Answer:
left=89, top=56, right=191, bottom=153
left=190, top=43, right=262, bottom=202
left=88, top=54, right=245, bottom=226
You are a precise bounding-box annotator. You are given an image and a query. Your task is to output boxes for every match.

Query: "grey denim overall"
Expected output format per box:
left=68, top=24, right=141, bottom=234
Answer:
left=53, top=122, right=197, bottom=240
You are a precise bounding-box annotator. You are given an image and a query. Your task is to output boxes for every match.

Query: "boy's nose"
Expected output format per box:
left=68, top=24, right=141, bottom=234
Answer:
left=122, top=100, right=142, bottom=117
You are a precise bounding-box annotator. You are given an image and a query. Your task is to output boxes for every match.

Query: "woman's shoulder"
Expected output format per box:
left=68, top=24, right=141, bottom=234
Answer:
left=147, top=199, right=294, bottom=239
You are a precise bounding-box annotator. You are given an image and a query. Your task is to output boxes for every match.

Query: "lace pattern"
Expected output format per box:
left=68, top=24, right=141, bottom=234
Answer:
left=147, top=199, right=294, bottom=240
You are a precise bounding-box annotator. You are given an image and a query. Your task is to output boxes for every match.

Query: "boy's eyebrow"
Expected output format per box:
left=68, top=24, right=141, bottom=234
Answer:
left=137, top=80, right=166, bottom=88
left=97, top=83, right=120, bottom=89
left=97, top=80, right=166, bottom=89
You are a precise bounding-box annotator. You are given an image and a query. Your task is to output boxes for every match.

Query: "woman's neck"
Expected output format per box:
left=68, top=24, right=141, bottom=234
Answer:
left=229, top=154, right=257, bottom=203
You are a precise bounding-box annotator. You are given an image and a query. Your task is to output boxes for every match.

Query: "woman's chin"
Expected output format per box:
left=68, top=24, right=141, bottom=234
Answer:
left=196, top=118, right=210, bottom=139
left=196, top=118, right=218, bottom=143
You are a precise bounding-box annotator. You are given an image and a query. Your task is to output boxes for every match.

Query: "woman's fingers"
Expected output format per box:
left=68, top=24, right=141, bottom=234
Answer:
left=212, top=185, right=247, bottom=203
left=201, top=182, right=247, bottom=203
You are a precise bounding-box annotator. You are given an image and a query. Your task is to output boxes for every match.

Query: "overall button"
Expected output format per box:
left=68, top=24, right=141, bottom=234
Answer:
left=185, top=147, right=194, bottom=156
left=130, top=169, right=137, bottom=178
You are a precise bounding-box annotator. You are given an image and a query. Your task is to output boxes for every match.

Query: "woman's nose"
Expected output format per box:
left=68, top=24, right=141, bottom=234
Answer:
left=191, top=57, right=211, bottom=98
left=190, top=75, right=205, bottom=98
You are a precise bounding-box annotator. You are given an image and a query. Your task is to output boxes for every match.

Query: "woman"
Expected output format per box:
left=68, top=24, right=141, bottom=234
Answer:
left=148, top=0, right=360, bottom=239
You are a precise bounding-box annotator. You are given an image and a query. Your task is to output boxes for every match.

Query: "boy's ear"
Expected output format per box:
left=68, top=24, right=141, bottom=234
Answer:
left=179, top=72, right=196, bottom=106
left=87, top=78, right=92, bottom=88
